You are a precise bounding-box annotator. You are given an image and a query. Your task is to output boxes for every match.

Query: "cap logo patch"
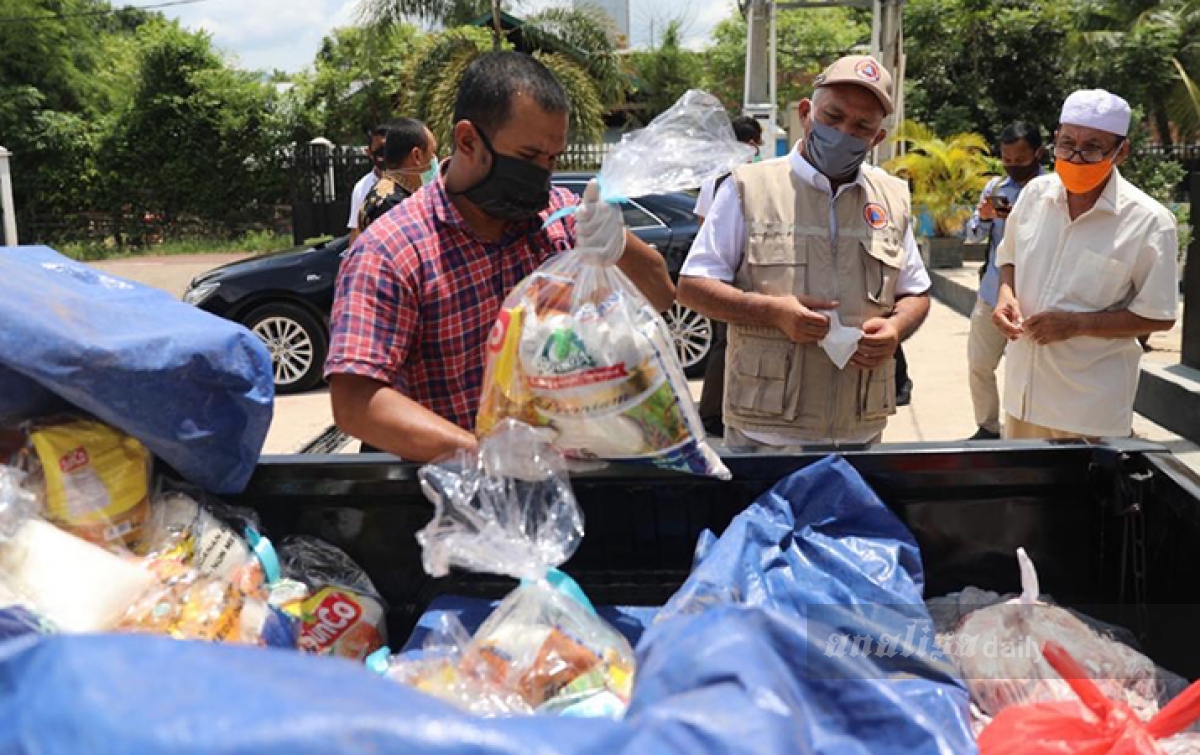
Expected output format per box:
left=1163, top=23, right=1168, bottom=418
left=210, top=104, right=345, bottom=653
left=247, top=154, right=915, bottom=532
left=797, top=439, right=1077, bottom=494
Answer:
left=864, top=202, right=888, bottom=229
left=855, top=59, right=882, bottom=82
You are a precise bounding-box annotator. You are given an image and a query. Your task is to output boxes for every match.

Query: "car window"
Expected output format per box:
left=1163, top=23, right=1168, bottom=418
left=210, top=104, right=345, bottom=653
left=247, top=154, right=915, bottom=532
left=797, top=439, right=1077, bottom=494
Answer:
left=638, top=195, right=697, bottom=227
left=622, top=202, right=662, bottom=229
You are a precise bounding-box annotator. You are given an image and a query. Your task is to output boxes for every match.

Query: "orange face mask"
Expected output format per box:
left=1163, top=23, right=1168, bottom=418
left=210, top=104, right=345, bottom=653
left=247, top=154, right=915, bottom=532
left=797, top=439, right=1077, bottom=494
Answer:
left=1055, top=158, right=1114, bottom=194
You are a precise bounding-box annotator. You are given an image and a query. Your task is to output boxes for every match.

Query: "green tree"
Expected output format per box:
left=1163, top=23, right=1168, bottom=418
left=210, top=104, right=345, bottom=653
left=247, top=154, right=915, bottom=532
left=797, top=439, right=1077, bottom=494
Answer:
left=885, top=121, right=994, bottom=236
left=627, top=20, right=703, bottom=122
left=356, top=0, right=505, bottom=49
left=0, top=0, right=151, bottom=228
left=99, top=21, right=289, bottom=241
left=1071, top=0, right=1200, bottom=144
left=700, top=6, right=870, bottom=113
left=288, top=23, right=420, bottom=143
left=520, top=5, right=624, bottom=106
left=394, top=25, right=605, bottom=148
left=904, top=0, right=1077, bottom=144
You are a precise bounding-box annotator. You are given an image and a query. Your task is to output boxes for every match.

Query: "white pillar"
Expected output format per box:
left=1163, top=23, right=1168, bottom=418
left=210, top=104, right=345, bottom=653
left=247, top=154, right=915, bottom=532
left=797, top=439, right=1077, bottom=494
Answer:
left=308, top=137, right=337, bottom=203
left=0, top=146, right=16, bottom=246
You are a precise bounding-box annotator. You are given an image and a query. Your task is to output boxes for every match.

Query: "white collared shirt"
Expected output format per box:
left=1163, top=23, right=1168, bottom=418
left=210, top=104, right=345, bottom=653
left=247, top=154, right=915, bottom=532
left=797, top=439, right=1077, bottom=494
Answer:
left=347, top=171, right=379, bottom=230
left=996, top=169, right=1178, bottom=437
left=681, top=148, right=931, bottom=293
left=681, top=147, right=931, bottom=446
left=694, top=177, right=718, bottom=219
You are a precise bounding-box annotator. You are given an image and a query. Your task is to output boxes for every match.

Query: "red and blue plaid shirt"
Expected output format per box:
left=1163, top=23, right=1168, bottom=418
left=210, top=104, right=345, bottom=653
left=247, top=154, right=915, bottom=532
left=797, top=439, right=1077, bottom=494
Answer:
left=325, top=177, right=578, bottom=430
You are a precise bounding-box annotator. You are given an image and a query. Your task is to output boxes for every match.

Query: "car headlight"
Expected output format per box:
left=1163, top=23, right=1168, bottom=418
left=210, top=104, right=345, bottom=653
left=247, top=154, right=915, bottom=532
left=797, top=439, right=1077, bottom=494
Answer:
left=183, top=280, right=221, bottom=306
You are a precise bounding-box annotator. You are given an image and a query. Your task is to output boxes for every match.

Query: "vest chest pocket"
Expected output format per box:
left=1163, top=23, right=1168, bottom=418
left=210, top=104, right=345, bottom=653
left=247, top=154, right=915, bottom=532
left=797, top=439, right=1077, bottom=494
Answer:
left=745, top=233, right=808, bottom=297
left=861, top=233, right=904, bottom=310
left=729, top=338, right=797, bottom=419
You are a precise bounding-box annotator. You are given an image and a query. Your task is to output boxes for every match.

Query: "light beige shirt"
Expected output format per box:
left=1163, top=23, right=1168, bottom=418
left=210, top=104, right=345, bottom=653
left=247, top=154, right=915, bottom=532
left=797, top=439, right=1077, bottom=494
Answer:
left=996, top=169, right=1178, bottom=437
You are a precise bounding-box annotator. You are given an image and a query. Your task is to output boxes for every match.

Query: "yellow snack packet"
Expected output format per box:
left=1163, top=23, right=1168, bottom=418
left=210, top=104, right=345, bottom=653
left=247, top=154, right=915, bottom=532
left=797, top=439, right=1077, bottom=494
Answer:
left=28, top=419, right=151, bottom=550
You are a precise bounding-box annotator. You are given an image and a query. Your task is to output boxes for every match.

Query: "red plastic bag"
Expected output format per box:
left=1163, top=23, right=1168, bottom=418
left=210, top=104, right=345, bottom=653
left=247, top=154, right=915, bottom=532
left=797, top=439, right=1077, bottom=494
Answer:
left=978, top=642, right=1200, bottom=754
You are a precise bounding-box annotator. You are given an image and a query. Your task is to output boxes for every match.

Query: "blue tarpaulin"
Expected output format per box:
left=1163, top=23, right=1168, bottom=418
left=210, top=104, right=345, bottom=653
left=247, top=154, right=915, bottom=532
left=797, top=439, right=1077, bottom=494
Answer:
left=0, top=247, right=273, bottom=493
left=0, top=457, right=975, bottom=754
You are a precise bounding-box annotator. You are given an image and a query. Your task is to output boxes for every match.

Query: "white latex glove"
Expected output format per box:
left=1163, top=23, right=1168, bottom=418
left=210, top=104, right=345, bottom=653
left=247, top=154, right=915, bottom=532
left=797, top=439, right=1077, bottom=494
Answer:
left=574, top=179, right=626, bottom=266
left=818, top=311, right=864, bottom=370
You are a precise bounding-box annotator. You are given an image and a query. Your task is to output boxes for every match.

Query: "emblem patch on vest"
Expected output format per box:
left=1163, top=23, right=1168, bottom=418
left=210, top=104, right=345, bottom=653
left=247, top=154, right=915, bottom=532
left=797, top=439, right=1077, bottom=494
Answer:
left=863, top=202, right=888, bottom=229
left=855, top=59, right=882, bottom=82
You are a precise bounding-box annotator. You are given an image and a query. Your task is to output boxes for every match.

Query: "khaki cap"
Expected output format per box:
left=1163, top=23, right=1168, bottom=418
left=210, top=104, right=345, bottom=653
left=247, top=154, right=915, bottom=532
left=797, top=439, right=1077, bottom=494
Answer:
left=813, top=55, right=894, bottom=115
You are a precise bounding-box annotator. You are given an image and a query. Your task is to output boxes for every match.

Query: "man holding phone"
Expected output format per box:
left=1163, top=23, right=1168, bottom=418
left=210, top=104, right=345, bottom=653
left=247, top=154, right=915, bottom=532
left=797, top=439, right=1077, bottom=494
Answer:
left=961, top=122, right=1044, bottom=440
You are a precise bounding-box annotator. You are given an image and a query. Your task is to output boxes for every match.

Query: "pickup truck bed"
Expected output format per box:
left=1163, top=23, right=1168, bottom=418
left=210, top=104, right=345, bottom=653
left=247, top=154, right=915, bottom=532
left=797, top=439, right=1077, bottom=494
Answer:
left=227, top=439, right=1200, bottom=678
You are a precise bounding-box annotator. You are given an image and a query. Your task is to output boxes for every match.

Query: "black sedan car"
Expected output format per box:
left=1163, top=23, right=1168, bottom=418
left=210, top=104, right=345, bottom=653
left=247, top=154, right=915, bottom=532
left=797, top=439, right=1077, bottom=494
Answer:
left=183, top=178, right=713, bottom=393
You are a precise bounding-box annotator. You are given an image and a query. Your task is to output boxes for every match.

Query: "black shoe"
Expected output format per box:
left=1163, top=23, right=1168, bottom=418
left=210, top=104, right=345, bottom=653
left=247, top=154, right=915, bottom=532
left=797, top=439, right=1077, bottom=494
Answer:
left=968, top=427, right=1000, bottom=441
left=896, top=379, right=913, bottom=407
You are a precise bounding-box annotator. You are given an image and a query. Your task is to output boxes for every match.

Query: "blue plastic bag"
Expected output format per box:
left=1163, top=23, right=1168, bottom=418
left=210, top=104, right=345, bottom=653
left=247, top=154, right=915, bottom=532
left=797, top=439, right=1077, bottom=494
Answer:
left=0, top=247, right=273, bottom=493
left=0, top=457, right=974, bottom=754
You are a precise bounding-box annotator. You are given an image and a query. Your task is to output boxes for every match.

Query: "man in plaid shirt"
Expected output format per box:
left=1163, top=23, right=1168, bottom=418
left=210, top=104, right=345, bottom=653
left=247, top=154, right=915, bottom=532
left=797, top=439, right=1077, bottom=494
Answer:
left=326, top=52, right=675, bottom=461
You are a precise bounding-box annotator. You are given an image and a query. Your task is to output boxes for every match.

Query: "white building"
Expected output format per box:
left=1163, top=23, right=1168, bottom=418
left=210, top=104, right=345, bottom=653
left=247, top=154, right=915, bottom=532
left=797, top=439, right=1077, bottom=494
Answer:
left=576, top=0, right=630, bottom=46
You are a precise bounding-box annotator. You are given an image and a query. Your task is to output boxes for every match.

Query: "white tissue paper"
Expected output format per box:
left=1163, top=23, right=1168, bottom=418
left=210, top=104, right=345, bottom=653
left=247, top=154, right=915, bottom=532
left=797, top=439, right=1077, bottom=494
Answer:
left=818, top=311, right=863, bottom=370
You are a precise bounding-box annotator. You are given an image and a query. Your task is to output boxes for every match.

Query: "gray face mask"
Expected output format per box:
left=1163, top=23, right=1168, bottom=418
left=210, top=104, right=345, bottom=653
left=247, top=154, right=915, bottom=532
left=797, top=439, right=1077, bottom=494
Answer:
left=804, top=120, right=872, bottom=183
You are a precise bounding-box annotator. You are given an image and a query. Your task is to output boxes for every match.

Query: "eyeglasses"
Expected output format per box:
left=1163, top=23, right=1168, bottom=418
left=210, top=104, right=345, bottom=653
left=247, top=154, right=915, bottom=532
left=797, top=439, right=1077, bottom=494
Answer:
left=1052, top=138, right=1124, bottom=165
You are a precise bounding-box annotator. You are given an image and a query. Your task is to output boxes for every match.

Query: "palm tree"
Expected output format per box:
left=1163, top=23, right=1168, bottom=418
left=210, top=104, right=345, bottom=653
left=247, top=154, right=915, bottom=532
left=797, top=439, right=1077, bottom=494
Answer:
left=520, top=5, right=624, bottom=106
left=395, top=26, right=607, bottom=150
left=884, top=121, right=994, bottom=237
left=358, top=0, right=504, bottom=48
left=358, top=1, right=622, bottom=88
left=1071, top=0, right=1200, bottom=143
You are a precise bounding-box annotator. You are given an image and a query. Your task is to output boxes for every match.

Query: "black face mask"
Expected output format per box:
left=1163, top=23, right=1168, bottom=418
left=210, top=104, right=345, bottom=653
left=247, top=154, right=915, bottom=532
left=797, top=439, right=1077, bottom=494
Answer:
left=1004, top=160, right=1040, bottom=184
left=450, top=126, right=552, bottom=221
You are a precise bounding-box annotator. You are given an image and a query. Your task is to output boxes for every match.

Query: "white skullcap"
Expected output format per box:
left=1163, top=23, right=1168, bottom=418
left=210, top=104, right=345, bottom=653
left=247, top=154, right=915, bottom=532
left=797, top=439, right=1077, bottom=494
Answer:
left=1060, top=89, right=1132, bottom=137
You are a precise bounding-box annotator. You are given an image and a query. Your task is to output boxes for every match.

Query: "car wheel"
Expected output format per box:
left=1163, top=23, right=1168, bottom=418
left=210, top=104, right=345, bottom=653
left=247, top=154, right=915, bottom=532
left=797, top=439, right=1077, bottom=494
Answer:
left=663, top=302, right=713, bottom=379
left=243, top=302, right=328, bottom=394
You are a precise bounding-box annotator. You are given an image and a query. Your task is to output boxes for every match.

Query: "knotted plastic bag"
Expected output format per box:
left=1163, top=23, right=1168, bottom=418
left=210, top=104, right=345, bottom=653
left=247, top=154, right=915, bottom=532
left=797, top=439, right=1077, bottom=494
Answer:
left=476, top=91, right=754, bottom=479
left=942, top=548, right=1165, bottom=720
left=979, top=641, right=1200, bottom=754
left=411, top=421, right=635, bottom=717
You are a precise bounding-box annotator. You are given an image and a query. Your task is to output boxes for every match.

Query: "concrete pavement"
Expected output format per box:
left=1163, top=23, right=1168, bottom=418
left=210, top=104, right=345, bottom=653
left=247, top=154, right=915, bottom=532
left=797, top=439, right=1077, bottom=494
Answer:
left=92, top=253, right=249, bottom=299
left=917, top=267, right=1200, bottom=470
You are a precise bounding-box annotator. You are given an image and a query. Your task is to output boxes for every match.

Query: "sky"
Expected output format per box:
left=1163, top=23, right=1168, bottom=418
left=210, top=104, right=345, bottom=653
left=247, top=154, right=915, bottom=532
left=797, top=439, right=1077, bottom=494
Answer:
left=158, top=0, right=736, bottom=74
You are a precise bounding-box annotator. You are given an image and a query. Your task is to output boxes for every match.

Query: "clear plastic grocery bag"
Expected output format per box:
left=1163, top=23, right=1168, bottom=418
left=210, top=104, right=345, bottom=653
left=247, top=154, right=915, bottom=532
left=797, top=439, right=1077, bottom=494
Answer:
left=943, top=548, right=1165, bottom=719
left=476, top=91, right=754, bottom=479
left=0, top=463, right=156, bottom=634
left=382, top=612, right=534, bottom=717
left=411, top=420, right=636, bottom=717
left=277, top=536, right=388, bottom=660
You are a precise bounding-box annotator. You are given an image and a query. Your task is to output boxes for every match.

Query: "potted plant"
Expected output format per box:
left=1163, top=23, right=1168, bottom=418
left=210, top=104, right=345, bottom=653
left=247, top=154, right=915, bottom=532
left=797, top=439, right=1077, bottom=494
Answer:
left=884, top=121, right=995, bottom=269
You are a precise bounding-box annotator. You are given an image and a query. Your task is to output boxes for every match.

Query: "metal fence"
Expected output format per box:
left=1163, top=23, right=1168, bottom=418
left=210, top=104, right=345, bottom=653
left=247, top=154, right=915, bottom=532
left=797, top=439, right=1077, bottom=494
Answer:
left=291, top=142, right=373, bottom=244
left=559, top=142, right=611, bottom=172
left=1138, top=144, right=1200, bottom=174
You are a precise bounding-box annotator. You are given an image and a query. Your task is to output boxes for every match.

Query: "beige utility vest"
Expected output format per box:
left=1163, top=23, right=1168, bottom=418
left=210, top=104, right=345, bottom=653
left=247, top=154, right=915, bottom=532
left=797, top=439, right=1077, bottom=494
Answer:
left=724, top=158, right=912, bottom=441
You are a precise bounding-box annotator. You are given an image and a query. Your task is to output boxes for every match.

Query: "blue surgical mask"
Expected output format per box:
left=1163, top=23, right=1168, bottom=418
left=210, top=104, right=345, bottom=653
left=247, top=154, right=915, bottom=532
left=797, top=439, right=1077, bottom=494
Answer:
left=421, top=157, right=440, bottom=186
left=804, top=120, right=871, bottom=183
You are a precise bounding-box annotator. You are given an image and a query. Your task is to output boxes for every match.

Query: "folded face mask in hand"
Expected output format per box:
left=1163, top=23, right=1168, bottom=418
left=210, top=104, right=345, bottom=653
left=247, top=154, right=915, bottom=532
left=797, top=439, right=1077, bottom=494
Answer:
left=819, top=311, right=863, bottom=370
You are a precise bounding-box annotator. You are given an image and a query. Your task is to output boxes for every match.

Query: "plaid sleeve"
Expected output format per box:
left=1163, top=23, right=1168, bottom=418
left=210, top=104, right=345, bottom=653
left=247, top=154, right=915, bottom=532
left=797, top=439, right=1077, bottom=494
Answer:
left=548, top=186, right=578, bottom=249
left=324, top=234, right=419, bottom=386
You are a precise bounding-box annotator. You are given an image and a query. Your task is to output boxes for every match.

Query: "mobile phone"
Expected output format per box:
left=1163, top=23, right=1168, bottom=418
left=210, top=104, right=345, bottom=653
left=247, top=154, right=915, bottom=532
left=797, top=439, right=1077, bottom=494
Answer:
left=991, top=194, right=1012, bottom=211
